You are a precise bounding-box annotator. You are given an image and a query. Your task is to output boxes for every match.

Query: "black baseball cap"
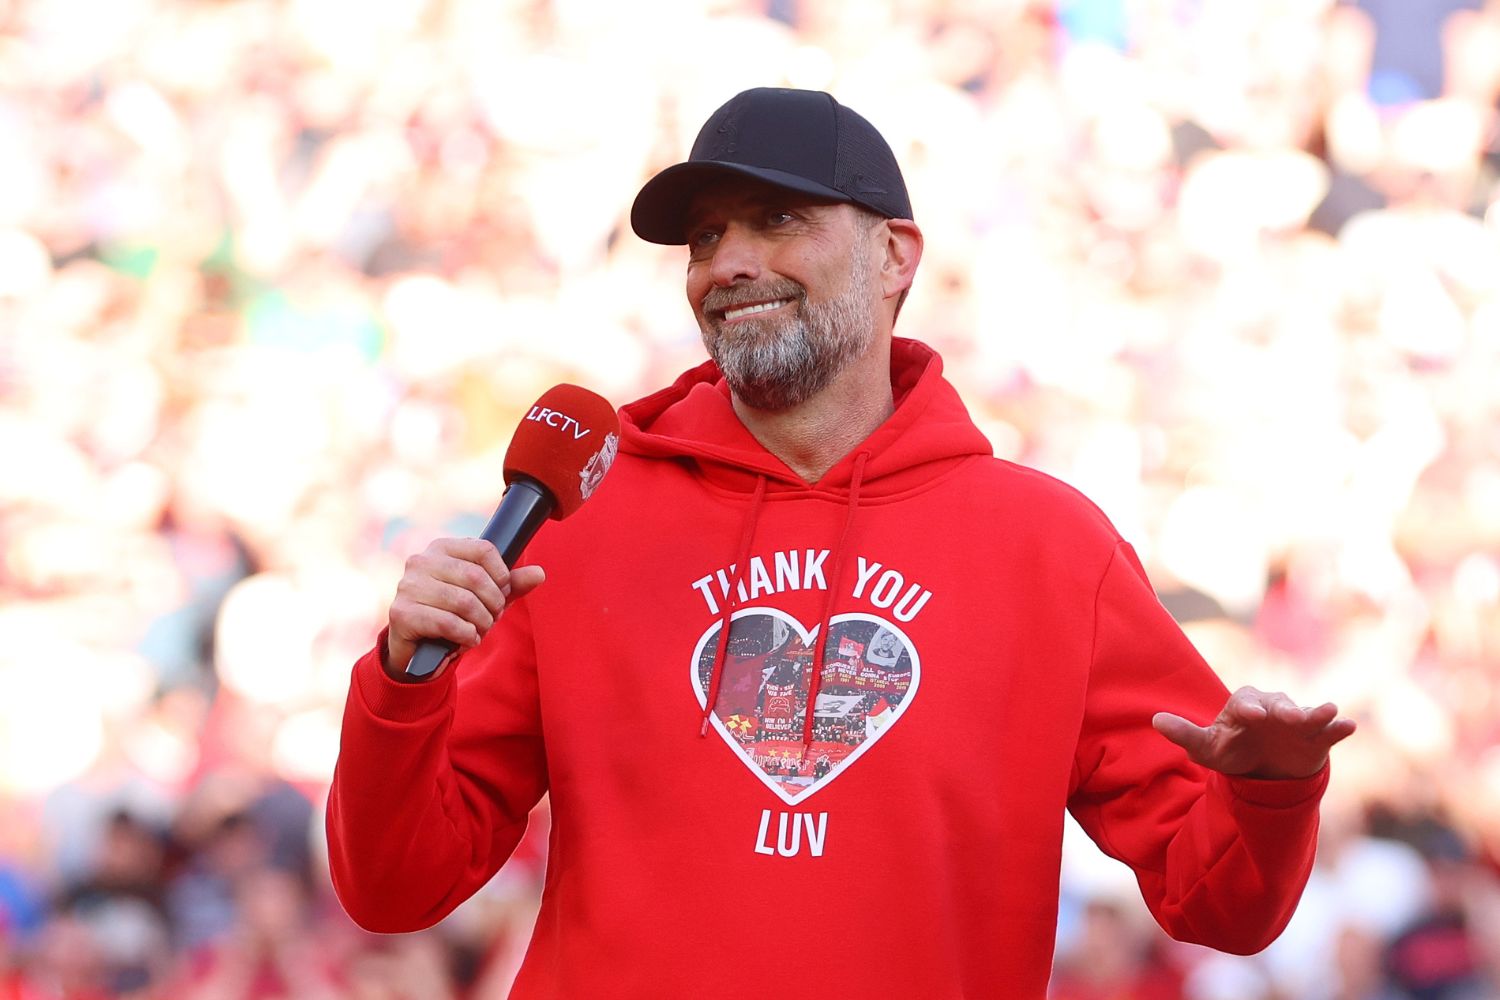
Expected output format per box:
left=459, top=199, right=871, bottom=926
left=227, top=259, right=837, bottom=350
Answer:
left=630, top=88, right=913, bottom=245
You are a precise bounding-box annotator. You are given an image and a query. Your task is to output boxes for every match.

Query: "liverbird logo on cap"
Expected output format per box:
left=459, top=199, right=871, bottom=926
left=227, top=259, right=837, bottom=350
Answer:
left=580, top=432, right=618, bottom=500
left=704, top=92, right=747, bottom=158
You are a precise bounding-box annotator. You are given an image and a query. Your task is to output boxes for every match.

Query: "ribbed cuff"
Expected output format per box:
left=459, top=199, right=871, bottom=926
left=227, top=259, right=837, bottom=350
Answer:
left=351, top=629, right=456, bottom=722
left=1220, top=761, right=1330, bottom=809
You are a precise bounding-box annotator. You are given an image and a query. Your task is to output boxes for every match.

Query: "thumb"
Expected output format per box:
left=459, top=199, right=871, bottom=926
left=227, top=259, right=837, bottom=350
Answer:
left=1152, top=711, right=1210, bottom=755
left=506, top=564, right=547, bottom=600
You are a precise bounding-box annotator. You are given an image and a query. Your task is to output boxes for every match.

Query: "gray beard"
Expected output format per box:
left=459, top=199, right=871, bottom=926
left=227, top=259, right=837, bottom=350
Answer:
left=698, top=251, right=876, bottom=411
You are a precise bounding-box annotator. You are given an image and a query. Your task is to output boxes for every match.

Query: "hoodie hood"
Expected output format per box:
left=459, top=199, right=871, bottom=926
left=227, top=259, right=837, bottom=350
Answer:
left=619, top=337, right=993, bottom=496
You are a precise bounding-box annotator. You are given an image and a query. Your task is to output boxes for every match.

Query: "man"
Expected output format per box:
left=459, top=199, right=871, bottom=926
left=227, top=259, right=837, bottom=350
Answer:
left=326, top=88, right=1355, bottom=997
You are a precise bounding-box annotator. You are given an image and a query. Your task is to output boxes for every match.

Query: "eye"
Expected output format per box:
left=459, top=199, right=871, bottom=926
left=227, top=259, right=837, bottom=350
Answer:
left=765, top=209, right=795, bottom=227
left=687, top=226, right=720, bottom=250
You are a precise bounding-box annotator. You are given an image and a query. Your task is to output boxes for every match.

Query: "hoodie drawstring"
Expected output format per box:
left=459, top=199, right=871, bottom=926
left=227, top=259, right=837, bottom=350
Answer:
left=801, top=450, right=868, bottom=748
left=697, top=453, right=868, bottom=754
left=700, top=475, right=768, bottom=737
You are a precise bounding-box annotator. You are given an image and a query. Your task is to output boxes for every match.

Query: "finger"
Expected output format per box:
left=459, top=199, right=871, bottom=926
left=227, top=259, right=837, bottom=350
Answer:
left=1152, top=712, right=1213, bottom=755
left=406, top=577, right=497, bottom=636
left=1267, top=695, right=1307, bottom=725
left=432, top=536, right=512, bottom=568
left=507, top=565, right=546, bottom=600
left=423, top=556, right=507, bottom=620
left=466, top=540, right=517, bottom=595
left=425, top=538, right=508, bottom=594
left=1230, top=688, right=1326, bottom=727
left=391, top=598, right=482, bottom=649
left=433, top=540, right=526, bottom=612
left=1297, top=702, right=1340, bottom=728
left=1319, top=717, right=1358, bottom=747
left=1225, top=687, right=1271, bottom=722
left=1263, top=699, right=1340, bottom=731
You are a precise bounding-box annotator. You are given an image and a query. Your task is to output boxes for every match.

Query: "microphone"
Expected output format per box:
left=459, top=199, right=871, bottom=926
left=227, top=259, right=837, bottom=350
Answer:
left=405, top=384, right=620, bottom=679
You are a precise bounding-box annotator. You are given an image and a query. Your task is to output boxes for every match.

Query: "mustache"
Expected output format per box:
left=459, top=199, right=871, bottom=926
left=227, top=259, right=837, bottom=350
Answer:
left=702, top=280, right=806, bottom=314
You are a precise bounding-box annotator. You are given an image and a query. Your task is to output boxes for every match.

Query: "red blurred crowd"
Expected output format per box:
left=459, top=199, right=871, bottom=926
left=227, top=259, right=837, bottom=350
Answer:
left=2, top=0, right=1499, bottom=997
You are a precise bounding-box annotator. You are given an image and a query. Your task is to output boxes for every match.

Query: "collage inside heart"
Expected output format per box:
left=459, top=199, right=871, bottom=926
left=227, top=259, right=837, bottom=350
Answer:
left=690, top=609, right=920, bottom=805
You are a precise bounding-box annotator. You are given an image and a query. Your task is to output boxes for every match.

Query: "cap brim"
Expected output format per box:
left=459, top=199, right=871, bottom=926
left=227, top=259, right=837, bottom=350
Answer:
left=629, top=161, right=852, bottom=245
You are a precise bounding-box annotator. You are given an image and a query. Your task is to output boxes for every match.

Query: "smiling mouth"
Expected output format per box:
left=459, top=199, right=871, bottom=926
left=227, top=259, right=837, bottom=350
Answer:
left=721, top=298, right=793, bottom=322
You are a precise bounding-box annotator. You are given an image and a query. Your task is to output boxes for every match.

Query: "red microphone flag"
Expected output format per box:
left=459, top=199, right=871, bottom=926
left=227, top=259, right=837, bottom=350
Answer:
left=503, top=384, right=621, bottom=519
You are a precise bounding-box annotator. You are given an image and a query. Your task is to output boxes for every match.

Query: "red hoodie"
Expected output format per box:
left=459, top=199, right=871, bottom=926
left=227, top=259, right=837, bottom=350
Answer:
left=326, top=338, right=1327, bottom=998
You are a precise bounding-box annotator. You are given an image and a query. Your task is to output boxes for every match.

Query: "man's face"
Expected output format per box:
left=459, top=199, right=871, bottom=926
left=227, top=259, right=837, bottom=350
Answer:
left=683, top=178, right=882, bottom=411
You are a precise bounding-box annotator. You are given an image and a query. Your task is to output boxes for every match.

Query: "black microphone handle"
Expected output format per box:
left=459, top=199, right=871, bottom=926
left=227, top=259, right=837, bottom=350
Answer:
left=405, top=477, right=555, bottom=679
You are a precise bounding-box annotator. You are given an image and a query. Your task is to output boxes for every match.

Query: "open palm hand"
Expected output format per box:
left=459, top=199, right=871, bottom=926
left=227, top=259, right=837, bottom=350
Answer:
left=1153, top=686, right=1356, bottom=780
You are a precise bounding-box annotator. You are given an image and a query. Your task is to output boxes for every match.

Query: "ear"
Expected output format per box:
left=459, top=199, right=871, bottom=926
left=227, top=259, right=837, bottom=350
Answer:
left=878, top=218, right=923, bottom=305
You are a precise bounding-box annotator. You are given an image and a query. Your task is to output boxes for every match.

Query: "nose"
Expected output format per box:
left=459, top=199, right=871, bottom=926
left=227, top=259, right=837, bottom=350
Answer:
left=707, top=223, right=762, bottom=288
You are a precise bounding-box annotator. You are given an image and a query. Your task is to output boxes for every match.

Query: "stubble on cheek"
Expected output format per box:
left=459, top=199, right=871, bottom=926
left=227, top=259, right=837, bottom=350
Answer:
left=697, top=238, right=877, bottom=411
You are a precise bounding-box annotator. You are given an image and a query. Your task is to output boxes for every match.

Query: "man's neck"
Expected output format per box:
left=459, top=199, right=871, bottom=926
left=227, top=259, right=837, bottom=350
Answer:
left=730, top=340, right=895, bottom=484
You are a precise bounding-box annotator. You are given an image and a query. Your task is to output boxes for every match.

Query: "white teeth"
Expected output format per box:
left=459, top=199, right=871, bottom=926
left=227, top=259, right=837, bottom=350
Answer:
left=723, top=299, right=791, bottom=321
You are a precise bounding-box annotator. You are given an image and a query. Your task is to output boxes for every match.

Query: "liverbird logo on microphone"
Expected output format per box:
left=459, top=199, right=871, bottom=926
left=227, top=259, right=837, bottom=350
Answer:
left=580, top=432, right=618, bottom=500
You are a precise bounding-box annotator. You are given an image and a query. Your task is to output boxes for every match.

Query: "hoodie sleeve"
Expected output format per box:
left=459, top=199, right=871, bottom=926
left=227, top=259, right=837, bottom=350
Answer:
left=325, top=600, right=548, bottom=933
left=1067, top=542, right=1327, bottom=955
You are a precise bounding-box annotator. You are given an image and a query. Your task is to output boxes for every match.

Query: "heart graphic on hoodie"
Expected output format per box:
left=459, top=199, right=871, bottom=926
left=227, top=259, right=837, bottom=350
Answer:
left=690, top=608, right=920, bottom=806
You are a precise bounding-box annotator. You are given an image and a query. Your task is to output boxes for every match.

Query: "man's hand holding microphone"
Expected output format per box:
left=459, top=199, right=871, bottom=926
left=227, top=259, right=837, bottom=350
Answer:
left=381, top=384, right=620, bottom=682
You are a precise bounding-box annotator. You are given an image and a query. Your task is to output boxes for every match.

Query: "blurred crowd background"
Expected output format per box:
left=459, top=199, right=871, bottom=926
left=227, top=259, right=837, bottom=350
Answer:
left=2, top=0, right=1499, bottom=996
